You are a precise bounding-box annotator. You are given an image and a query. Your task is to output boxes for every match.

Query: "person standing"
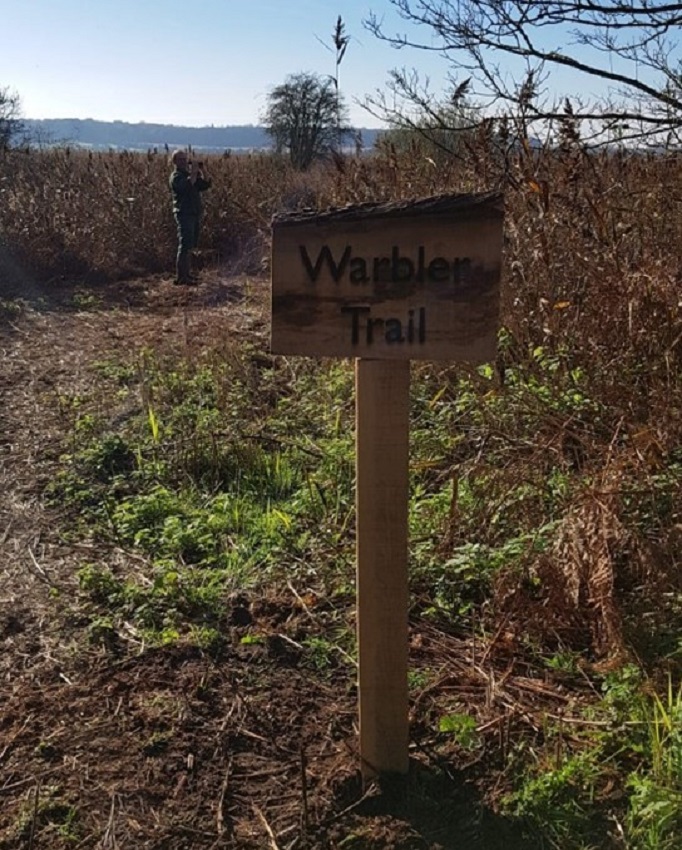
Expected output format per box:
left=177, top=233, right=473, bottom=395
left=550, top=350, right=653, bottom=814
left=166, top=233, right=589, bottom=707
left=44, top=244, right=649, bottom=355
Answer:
left=169, top=149, right=211, bottom=285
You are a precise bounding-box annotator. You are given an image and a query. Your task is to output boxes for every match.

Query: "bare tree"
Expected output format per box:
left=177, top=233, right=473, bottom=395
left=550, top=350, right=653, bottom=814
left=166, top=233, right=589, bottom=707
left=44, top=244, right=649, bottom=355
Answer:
left=366, top=1, right=682, bottom=145
left=0, top=86, right=25, bottom=149
left=364, top=68, right=483, bottom=159
left=263, top=72, right=350, bottom=170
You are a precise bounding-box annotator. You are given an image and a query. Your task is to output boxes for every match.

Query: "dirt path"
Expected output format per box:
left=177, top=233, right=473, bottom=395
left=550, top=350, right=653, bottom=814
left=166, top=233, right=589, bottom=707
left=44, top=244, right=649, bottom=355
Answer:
left=1, top=274, right=264, bottom=676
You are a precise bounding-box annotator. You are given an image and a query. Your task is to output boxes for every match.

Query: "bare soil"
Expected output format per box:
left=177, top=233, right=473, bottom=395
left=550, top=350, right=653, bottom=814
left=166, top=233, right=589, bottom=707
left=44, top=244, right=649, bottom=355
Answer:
left=0, top=271, right=554, bottom=849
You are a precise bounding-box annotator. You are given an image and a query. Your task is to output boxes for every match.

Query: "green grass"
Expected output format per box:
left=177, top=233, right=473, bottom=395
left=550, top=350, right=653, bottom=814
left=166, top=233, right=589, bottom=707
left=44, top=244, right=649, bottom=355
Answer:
left=45, top=329, right=682, bottom=848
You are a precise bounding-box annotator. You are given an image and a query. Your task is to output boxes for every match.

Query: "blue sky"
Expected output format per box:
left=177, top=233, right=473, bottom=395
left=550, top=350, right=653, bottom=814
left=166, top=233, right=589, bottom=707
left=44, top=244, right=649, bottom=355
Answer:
left=2, top=0, right=452, bottom=128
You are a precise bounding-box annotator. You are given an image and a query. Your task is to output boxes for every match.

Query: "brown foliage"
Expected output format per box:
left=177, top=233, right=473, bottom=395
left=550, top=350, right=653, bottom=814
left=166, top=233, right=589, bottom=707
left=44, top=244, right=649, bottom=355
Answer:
left=2, top=139, right=680, bottom=366
left=1, top=138, right=680, bottom=664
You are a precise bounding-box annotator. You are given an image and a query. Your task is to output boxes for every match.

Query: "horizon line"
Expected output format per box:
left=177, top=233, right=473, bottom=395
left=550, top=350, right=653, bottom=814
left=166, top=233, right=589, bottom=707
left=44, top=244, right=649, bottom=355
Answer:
left=23, top=116, right=387, bottom=131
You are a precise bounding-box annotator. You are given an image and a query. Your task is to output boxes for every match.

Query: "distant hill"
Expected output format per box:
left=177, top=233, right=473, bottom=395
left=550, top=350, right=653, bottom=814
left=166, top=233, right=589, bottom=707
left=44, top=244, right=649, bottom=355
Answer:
left=23, top=118, right=382, bottom=153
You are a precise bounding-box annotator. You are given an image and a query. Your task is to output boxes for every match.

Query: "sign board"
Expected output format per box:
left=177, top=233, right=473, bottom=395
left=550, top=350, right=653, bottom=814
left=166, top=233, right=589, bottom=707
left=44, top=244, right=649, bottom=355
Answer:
left=271, top=192, right=504, bottom=362
left=270, top=192, right=505, bottom=781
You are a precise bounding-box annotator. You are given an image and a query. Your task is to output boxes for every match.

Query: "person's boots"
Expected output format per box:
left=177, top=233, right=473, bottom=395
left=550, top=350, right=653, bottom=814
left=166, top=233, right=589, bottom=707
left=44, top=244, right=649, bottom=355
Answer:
left=175, top=253, right=195, bottom=286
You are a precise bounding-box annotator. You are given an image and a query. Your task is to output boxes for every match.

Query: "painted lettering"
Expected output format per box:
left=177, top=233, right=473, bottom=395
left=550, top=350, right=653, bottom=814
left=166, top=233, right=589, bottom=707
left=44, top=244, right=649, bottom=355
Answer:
left=342, top=305, right=426, bottom=345
left=368, top=317, right=384, bottom=344
left=391, top=247, right=414, bottom=282
left=341, top=305, right=371, bottom=344
left=385, top=318, right=404, bottom=343
left=349, top=257, right=369, bottom=284
left=373, top=256, right=391, bottom=282
left=299, top=245, right=351, bottom=283
left=300, top=244, right=472, bottom=287
left=428, top=257, right=450, bottom=282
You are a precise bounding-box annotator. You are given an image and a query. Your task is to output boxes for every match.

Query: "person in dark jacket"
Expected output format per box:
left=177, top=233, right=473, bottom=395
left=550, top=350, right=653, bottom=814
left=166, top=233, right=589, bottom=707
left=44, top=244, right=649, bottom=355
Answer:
left=169, top=149, right=211, bottom=285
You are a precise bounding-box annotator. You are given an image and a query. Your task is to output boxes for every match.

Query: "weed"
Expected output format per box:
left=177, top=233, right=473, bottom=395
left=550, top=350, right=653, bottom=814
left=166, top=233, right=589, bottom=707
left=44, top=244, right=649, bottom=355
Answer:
left=13, top=787, right=81, bottom=845
left=141, top=732, right=171, bottom=757
left=544, top=650, right=582, bottom=675
left=505, top=667, right=682, bottom=849
left=438, top=712, right=480, bottom=750
left=82, top=433, right=136, bottom=480
left=91, top=357, right=137, bottom=385
left=408, top=669, right=432, bottom=691
left=626, top=677, right=682, bottom=849
left=0, top=297, right=24, bottom=321
left=70, top=289, right=101, bottom=310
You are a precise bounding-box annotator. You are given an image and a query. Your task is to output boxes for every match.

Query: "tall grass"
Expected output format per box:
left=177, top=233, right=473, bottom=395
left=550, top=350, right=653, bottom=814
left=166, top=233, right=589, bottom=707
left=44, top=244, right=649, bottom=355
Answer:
left=2, top=140, right=681, bottom=365
left=0, top=147, right=326, bottom=279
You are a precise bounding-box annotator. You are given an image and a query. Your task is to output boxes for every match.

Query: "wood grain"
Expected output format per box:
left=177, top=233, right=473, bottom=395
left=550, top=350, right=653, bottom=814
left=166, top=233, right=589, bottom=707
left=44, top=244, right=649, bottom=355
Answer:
left=271, top=192, right=504, bottom=362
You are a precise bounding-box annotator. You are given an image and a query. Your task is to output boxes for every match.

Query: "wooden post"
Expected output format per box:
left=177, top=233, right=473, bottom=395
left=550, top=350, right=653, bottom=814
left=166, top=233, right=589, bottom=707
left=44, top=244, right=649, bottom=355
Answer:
left=356, top=358, right=410, bottom=779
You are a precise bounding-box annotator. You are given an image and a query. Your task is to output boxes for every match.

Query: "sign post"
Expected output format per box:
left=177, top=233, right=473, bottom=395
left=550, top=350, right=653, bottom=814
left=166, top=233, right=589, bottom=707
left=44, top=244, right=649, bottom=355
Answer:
left=271, top=193, right=504, bottom=780
left=356, top=357, right=410, bottom=775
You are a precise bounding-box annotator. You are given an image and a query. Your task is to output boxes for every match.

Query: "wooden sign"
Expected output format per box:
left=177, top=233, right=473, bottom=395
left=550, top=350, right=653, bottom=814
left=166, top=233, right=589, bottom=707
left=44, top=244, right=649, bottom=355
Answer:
left=271, top=193, right=504, bottom=361
left=270, top=192, right=505, bottom=782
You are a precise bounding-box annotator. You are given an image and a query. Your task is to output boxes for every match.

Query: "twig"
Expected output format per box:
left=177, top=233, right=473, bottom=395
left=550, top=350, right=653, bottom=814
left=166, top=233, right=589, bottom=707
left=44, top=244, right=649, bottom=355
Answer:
left=0, top=521, right=13, bottom=546
left=8, top=321, right=30, bottom=336
left=240, top=728, right=269, bottom=744
left=232, top=765, right=288, bottom=780
left=276, top=633, right=305, bottom=652
left=28, top=780, right=41, bottom=850
left=287, top=581, right=316, bottom=623
left=0, top=714, right=34, bottom=764
left=300, top=746, right=309, bottom=838
left=216, top=758, right=232, bottom=836
left=543, top=712, right=646, bottom=728
left=318, top=781, right=381, bottom=827
left=0, top=766, right=60, bottom=795
left=26, top=546, right=55, bottom=586
left=0, top=776, right=40, bottom=795
left=253, top=805, right=282, bottom=850
left=99, top=795, right=118, bottom=850
left=331, top=642, right=358, bottom=669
